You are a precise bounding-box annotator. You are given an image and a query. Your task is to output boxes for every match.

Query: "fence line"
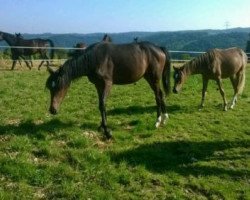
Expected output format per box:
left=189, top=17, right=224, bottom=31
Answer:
left=0, top=45, right=249, bottom=62
left=0, top=45, right=250, bottom=53
left=0, top=45, right=86, bottom=50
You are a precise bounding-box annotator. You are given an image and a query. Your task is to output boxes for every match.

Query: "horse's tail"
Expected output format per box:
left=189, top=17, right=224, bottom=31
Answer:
left=161, top=47, right=171, bottom=96
left=238, top=50, right=248, bottom=94
left=47, top=39, right=54, bottom=59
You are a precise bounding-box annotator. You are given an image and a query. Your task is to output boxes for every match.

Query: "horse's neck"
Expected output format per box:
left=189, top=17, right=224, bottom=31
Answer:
left=184, top=61, right=201, bottom=76
left=64, top=56, right=89, bottom=81
left=3, top=33, right=17, bottom=46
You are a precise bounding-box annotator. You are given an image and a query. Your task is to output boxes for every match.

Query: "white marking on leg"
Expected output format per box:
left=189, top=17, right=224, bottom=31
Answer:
left=155, top=116, right=162, bottom=128
left=230, top=96, right=237, bottom=109
left=162, top=113, right=169, bottom=125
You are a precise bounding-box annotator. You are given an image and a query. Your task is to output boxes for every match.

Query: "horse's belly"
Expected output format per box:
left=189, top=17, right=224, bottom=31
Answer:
left=113, top=73, right=143, bottom=84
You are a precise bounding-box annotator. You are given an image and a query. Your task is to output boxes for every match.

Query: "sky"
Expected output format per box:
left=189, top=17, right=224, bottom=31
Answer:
left=0, top=0, right=249, bottom=34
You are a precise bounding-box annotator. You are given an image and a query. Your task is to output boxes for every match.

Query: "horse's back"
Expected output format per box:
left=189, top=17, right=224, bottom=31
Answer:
left=90, top=42, right=164, bottom=84
left=214, top=47, right=247, bottom=78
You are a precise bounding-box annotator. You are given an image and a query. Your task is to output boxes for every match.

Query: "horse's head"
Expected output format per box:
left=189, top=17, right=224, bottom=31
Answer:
left=46, top=67, right=70, bottom=115
left=173, top=66, right=185, bottom=93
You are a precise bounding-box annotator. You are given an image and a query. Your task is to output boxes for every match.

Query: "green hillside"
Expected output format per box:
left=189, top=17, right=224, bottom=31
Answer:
left=1, top=28, right=249, bottom=51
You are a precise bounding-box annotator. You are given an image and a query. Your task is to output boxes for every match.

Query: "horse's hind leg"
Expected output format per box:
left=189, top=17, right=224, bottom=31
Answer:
left=145, top=76, right=168, bottom=128
left=95, top=81, right=112, bottom=139
left=24, top=61, right=31, bottom=70
left=216, top=78, right=228, bottom=111
left=229, top=76, right=238, bottom=109
left=229, top=70, right=245, bottom=109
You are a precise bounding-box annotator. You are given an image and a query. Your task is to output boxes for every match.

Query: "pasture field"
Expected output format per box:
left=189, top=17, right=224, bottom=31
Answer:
left=0, top=63, right=249, bottom=199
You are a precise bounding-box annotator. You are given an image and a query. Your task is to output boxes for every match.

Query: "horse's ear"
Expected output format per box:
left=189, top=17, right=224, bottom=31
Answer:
left=47, top=66, right=55, bottom=74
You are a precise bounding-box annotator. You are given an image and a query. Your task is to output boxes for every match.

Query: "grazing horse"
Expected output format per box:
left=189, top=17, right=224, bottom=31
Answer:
left=173, top=47, right=247, bottom=111
left=46, top=42, right=171, bottom=139
left=0, top=31, right=54, bottom=70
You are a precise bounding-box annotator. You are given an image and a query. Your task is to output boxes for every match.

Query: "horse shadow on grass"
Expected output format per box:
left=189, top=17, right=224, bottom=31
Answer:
left=0, top=119, right=74, bottom=140
left=107, top=104, right=181, bottom=116
left=111, top=140, right=250, bottom=178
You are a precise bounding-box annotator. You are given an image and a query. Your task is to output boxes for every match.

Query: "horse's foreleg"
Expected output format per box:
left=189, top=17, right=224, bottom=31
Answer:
left=38, top=61, right=44, bottom=70
left=95, top=82, right=112, bottom=139
left=11, top=60, right=17, bottom=70
left=24, top=61, right=32, bottom=70
left=30, top=56, right=33, bottom=68
left=200, top=78, right=209, bottom=110
left=158, top=88, right=169, bottom=126
left=216, top=78, right=227, bottom=111
left=18, top=60, right=22, bottom=67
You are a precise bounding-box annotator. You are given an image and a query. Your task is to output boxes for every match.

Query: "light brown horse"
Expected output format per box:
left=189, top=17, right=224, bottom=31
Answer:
left=46, top=41, right=171, bottom=139
left=173, top=47, right=247, bottom=111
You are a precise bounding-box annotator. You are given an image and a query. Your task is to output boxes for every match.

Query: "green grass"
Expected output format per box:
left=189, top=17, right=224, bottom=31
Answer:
left=0, top=64, right=249, bottom=199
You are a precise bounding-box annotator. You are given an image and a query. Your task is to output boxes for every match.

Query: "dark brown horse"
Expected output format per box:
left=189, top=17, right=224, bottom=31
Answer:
left=173, top=47, right=247, bottom=111
left=68, top=42, right=87, bottom=59
left=0, top=31, right=54, bottom=70
left=46, top=42, right=171, bottom=139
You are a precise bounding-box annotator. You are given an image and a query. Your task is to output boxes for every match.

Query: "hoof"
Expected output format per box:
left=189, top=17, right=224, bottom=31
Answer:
left=98, top=125, right=113, bottom=140
left=162, top=113, right=169, bottom=125
left=155, top=113, right=169, bottom=128
left=155, top=121, right=161, bottom=128
left=155, top=115, right=162, bottom=128
left=105, top=130, right=113, bottom=140
left=229, top=102, right=235, bottom=109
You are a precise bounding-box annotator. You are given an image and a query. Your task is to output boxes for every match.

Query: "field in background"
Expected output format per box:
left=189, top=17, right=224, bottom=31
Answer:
left=0, top=62, right=249, bottom=199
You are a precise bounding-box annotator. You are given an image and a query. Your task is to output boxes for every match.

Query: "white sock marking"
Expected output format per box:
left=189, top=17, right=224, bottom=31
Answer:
left=155, top=116, right=162, bottom=128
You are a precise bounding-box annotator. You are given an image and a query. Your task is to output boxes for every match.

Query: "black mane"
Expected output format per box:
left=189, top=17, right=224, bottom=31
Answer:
left=47, top=55, right=89, bottom=90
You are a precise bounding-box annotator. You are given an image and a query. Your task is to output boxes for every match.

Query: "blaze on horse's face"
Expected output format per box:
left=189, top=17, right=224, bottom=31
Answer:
left=46, top=69, right=69, bottom=115
left=173, top=66, right=184, bottom=93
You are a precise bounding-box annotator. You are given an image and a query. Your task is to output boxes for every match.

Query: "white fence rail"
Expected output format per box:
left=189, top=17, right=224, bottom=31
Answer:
left=0, top=45, right=249, bottom=63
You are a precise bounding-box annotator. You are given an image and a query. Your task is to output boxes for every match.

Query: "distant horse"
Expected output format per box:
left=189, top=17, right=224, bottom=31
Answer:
left=46, top=42, right=171, bottom=139
left=173, top=47, right=247, bottom=111
left=0, top=31, right=54, bottom=70
left=102, top=34, right=112, bottom=42
left=68, top=42, right=87, bottom=59
left=15, top=33, right=33, bottom=68
left=134, top=37, right=139, bottom=43
left=68, top=34, right=111, bottom=59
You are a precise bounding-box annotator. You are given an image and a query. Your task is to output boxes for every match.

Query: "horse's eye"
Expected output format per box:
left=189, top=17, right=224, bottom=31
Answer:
left=174, top=73, right=179, bottom=79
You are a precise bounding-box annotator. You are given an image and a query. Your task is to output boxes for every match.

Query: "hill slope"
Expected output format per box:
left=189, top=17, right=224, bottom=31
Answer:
left=1, top=27, right=249, bottom=52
